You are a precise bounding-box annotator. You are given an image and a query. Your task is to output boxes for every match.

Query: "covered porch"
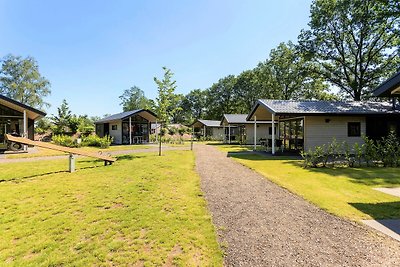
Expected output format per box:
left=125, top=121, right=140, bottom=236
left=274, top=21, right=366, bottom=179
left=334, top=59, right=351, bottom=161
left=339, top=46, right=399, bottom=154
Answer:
left=246, top=102, right=303, bottom=154
left=0, top=95, right=46, bottom=151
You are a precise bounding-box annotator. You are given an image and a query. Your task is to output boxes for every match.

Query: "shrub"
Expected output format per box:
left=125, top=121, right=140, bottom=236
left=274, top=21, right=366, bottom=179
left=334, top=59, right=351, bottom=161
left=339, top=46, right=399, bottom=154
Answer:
left=52, top=134, right=76, bottom=147
left=302, top=133, right=400, bottom=168
left=82, top=135, right=112, bottom=148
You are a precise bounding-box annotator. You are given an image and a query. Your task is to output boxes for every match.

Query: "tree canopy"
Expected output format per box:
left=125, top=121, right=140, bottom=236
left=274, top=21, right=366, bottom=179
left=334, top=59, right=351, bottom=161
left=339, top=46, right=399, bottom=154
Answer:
left=119, top=86, right=154, bottom=111
left=298, top=0, right=400, bottom=100
left=0, top=54, right=51, bottom=109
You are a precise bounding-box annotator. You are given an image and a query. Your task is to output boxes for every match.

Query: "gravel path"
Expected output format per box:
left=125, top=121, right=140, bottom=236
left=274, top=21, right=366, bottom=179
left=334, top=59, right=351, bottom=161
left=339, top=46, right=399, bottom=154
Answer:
left=0, top=146, right=188, bottom=163
left=194, top=144, right=400, bottom=266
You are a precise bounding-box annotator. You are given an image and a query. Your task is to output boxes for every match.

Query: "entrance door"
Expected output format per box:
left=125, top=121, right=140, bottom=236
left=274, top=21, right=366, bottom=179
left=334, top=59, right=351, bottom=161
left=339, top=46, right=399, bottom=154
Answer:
left=104, top=123, right=110, bottom=136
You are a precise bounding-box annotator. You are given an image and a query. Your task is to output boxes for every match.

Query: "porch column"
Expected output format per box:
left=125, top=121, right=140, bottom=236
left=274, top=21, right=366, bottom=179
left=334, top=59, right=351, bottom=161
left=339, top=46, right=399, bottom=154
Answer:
left=254, top=115, right=257, bottom=151
left=23, top=110, right=28, bottom=151
left=129, top=116, right=132, bottom=144
left=228, top=125, right=231, bottom=144
left=203, top=125, right=206, bottom=137
left=272, top=113, right=275, bottom=155
left=277, top=117, right=280, bottom=152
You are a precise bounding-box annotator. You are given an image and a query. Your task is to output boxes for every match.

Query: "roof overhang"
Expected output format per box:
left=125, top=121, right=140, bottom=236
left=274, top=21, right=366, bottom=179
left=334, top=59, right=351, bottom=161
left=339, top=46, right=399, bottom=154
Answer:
left=129, top=110, right=157, bottom=122
left=0, top=95, right=46, bottom=120
left=247, top=100, right=276, bottom=121
left=373, top=71, right=400, bottom=97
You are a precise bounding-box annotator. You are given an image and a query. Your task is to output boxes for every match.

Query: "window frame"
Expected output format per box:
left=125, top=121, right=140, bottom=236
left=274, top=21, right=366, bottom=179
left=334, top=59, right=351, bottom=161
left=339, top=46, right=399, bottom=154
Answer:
left=347, top=122, right=361, bottom=137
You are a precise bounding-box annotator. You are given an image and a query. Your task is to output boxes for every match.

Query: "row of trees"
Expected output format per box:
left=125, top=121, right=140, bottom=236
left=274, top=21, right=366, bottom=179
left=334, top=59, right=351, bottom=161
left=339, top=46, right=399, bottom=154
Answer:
left=1, top=0, right=399, bottom=128
left=120, top=0, right=399, bottom=124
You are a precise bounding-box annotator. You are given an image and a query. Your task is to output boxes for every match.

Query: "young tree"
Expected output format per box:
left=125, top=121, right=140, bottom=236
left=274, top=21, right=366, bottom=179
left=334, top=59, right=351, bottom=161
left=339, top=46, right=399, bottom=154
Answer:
left=154, top=67, right=179, bottom=125
left=51, top=99, right=72, bottom=134
left=298, top=0, right=400, bottom=100
left=0, top=54, right=51, bottom=109
left=119, top=86, right=153, bottom=111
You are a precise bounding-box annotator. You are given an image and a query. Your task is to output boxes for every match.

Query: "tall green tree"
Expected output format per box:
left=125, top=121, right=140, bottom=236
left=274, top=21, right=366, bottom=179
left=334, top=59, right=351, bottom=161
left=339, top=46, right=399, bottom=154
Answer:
left=205, top=75, right=238, bottom=119
left=119, top=86, right=154, bottom=111
left=178, top=89, right=207, bottom=123
left=0, top=54, right=51, bottom=109
left=298, top=0, right=400, bottom=100
left=154, top=67, right=179, bottom=124
left=257, top=41, right=334, bottom=100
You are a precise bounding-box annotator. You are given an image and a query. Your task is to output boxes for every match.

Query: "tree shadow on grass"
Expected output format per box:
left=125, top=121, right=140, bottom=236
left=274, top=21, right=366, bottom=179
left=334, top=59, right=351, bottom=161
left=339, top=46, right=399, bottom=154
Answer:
left=350, top=201, right=400, bottom=220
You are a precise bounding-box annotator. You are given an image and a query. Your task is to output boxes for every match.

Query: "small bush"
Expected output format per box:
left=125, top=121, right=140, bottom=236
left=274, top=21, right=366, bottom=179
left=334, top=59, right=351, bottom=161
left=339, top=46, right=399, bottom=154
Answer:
left=82, top=135, right=112, bottom=148
left=52, top=135, right=76, bottom=147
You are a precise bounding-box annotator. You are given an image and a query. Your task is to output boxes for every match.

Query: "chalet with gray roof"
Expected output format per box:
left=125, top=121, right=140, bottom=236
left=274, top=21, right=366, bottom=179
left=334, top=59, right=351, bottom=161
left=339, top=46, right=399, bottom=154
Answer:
left=190, top=119, right=224, bottom=140
left=221, top=114, right=274, bottom=145
left=0, top=94, right=46, bottom=151
left=247, top=99, right=400, bottom=154
left=95, top=109, right=157, bottom=144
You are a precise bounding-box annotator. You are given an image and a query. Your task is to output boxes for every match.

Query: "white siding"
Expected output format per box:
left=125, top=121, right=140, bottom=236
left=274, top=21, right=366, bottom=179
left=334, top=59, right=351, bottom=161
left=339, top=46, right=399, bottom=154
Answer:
left=304, top=116, right=366, bottom=151
left=108, top=120, right=122, bottom=144
left=245, top=124, right=271, bottom=144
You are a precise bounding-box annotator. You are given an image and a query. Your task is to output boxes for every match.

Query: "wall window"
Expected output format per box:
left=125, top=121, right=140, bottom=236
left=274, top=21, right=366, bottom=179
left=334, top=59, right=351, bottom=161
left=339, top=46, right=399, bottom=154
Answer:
left=111, top=125, right=117, bottom=130
left=348, top=122, right=361, bottom=137
left=268, top=127, right=277, bottom=135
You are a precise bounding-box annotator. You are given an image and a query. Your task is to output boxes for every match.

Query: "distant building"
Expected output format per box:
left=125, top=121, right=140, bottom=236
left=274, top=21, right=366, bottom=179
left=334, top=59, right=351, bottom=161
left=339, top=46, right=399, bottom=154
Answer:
left=95, top=109, right=157, bottom=144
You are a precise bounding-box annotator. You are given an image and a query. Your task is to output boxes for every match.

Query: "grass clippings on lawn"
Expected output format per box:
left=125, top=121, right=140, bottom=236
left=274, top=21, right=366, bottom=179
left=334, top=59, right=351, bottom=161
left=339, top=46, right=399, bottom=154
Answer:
left=0, top=150, right=222, bottom=266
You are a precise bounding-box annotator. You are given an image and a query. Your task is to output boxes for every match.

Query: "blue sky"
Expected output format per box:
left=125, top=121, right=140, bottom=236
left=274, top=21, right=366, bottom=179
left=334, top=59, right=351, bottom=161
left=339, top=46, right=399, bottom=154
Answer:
left=0, top=0, right=313, bottom=117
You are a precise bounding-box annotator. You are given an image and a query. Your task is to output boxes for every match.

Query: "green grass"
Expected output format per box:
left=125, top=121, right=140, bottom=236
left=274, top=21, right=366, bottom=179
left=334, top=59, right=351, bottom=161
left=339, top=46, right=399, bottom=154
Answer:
left=0, top=151, right=222, bottom=266
left=216, top=145, right=400, bottom=221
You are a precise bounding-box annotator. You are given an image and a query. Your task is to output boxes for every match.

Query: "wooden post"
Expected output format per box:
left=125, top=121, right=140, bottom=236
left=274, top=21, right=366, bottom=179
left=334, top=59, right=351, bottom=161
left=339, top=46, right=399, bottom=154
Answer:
left=159, top=122, right=162, bottom=156
left=155, top=120, right=158, bottom=143
left=69, top=154, right=76, bottom=172
left=191, top=126, right=194, bottom=150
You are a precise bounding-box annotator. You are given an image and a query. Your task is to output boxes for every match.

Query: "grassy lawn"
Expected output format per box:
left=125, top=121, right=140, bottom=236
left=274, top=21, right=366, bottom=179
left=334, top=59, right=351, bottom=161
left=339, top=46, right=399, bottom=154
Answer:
left=217, top=145, right=400, bottom=221
left=0, top=151, right=222, bottom=266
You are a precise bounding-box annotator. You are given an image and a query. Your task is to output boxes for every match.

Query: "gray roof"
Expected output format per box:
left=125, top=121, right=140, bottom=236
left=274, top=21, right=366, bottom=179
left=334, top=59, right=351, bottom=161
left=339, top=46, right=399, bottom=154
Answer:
left=0, top=94, right=46, bottom=119
left=223, top=114, right=272, bottom=124
left=96, top=109, right=157, bottom=123
left=223, top=114, right=249, bottom=124
left=248, top=100, right=399, bottom=119
left=198, top=119, right=222, bottom=127
left=373, top=70, right=400, bottom=97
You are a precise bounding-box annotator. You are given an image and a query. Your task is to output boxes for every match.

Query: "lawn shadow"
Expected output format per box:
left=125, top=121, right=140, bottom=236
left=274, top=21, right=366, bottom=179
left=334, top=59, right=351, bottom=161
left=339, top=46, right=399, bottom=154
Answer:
left=300, top=166, right=400, bottom=187
left=227, top=151, right=301, bottom=161
left=0, top=170, right=69, bottom=183
left=350, top=201, right=400, bottom=220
